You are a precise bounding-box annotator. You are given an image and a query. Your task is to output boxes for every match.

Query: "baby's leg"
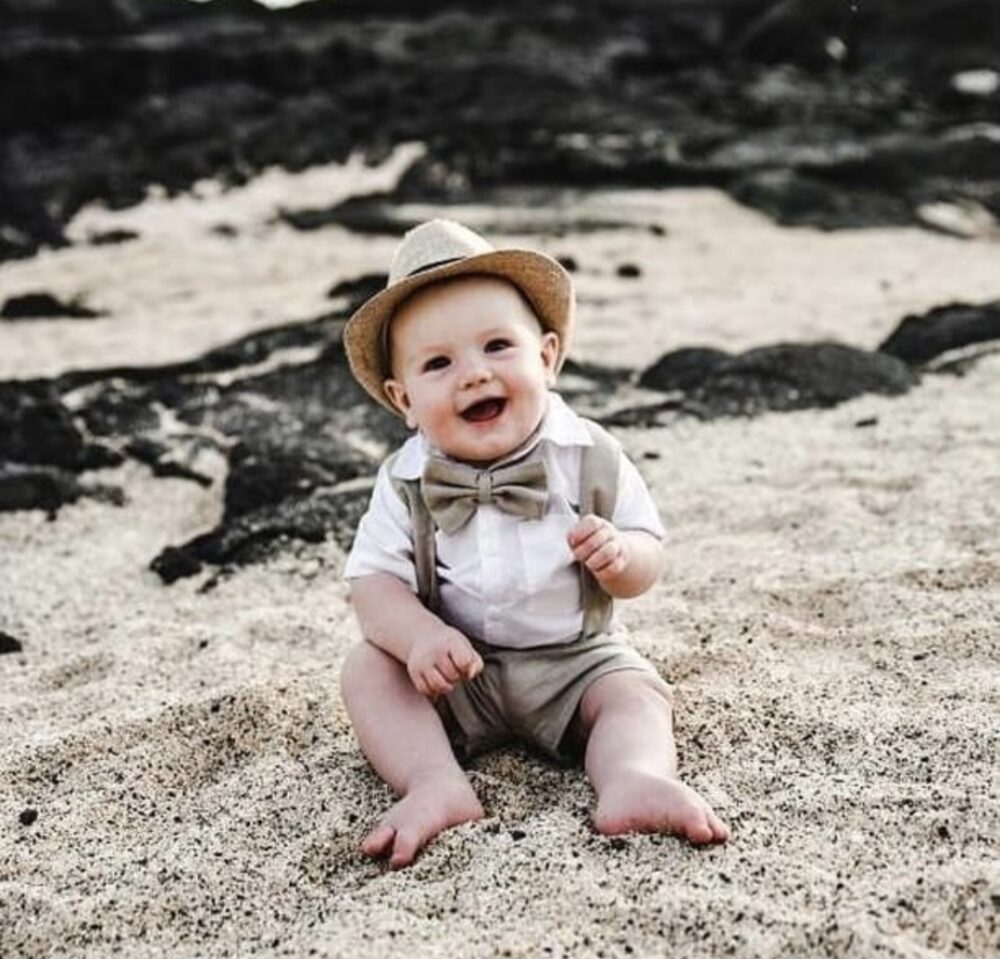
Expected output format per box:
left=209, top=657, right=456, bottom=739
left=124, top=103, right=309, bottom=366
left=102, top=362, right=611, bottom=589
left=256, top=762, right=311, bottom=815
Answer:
left=340, top=642, right=483, bottom=868
left=577, top=671, right=730, bottom=844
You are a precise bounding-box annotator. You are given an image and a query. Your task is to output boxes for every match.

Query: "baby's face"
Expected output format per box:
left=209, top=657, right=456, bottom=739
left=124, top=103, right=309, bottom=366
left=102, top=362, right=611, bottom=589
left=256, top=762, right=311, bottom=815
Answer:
left=383, top=275, right=560, bottom=465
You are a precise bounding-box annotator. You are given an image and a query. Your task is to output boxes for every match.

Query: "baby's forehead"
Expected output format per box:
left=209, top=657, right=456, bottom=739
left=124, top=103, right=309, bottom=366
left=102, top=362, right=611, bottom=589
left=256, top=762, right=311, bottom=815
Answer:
left=388, top=274, right=542, bottom=345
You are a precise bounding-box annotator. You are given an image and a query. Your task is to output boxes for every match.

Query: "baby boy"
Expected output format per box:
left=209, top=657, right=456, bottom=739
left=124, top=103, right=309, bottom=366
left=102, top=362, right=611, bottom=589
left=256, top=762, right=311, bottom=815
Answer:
left=340, top=219, right=729, bottom=868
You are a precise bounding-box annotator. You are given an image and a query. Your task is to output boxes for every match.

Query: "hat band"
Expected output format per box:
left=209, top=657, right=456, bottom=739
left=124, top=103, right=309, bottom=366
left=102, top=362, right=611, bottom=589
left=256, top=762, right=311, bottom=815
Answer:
left=404, top=256, right=464, bottom=278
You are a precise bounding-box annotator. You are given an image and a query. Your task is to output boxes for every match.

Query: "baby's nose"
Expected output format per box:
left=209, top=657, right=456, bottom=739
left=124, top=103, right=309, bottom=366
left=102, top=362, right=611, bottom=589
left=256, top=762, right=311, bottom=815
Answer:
left=459, top=359, right=492, bottom=388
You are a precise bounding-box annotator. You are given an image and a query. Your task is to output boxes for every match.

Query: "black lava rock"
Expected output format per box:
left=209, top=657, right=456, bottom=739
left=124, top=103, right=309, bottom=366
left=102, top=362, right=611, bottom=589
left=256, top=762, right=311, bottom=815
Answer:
left=150, top=547, right=203, bottom=585
left=0, top=630, right=23, bottom=654
left=19, top=808, right=38, bottom=827
left=638, top=348, right=731, bottom=393
left=1, top=292, right=102, bottom=320
left=729, top=169, right=914, bottom=230
left=0, top=464, right=84, bottom=515
left=878, top=301, right=1000, bottom=366
left=687, top=342, right=918, bottom=418
left=0, top=384, right=88, bottom=470
left=87, top=229, right=140, bottom=246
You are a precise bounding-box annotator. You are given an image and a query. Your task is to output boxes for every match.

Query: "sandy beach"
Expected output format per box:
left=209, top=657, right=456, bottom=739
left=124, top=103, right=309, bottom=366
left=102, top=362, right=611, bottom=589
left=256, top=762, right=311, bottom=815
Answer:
left=1, top=157, right=998, bottom=957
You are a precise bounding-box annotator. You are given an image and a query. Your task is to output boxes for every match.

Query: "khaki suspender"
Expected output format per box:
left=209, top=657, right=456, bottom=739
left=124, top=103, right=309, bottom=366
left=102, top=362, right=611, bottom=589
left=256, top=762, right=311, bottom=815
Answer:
left=388, top=417, right=621, bottom=639
left=577, top=419, right=620, bottom=637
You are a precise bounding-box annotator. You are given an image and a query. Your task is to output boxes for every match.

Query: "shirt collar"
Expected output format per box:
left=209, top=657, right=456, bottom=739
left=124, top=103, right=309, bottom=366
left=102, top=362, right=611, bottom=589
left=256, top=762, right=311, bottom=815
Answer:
left=389, top=391, right=593, bottom=480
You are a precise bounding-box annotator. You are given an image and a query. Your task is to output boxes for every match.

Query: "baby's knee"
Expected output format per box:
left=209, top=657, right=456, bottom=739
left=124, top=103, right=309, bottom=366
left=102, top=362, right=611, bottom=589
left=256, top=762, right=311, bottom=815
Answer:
left=339, top=641, right=402, bottom=702
left=580, top=669, right=673, bottom=728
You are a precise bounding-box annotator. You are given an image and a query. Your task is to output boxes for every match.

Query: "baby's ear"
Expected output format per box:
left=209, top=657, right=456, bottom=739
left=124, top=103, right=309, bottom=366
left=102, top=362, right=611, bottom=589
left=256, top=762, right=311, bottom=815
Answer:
left=540, top=331, right=560, bottom=385
left=384, top=379, right=418, bottom=429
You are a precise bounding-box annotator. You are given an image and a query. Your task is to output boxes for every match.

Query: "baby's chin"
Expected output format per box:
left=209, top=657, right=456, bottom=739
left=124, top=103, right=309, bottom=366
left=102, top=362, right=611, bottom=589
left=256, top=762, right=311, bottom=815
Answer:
left=433, top=425, right=523, bottom=466
left=443, top=437, right=520, bottom=467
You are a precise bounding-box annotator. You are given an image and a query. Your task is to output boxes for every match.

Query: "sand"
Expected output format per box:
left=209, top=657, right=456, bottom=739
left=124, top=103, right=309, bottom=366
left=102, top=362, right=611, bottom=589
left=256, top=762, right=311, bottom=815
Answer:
left=1, top=152, right=998, bottom=958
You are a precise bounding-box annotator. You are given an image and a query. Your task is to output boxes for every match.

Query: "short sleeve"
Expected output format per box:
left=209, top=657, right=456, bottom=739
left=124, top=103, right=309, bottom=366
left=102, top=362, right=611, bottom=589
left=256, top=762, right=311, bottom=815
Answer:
left=611, top=451, right=666, bottom=539
left=342, top=461, right=418, bottom=590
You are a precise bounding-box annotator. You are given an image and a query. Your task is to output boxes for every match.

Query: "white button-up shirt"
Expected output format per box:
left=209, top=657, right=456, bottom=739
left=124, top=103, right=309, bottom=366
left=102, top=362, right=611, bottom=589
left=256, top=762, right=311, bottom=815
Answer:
left=343, top=392, right=665, bottom=648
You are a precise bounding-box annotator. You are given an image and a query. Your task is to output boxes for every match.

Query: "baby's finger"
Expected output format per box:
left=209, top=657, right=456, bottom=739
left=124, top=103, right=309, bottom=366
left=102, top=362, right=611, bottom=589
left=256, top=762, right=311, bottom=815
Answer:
left=567, top=513, right=603, bottom=547
left=587, top=539, right=624, bottom=573
left=572, top=524, right=613, bottom=562
left=467, top=651, right=484, bottom=678
left=449, top=645, right=483, bottom=680
left=424, top=666, right=454, bottom=696
left=436, top=656, right=461, bottom=683
left=593, top=552, right=628, bottom=581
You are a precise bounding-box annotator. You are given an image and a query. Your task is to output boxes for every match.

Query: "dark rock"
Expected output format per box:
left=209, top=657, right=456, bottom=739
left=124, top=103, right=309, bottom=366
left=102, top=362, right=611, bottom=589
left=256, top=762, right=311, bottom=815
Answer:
left=854, top=416, right=879, bottom=428
left=1, top=292, right=103, bottom=320
left=638, top=348, right=731, bottom=392
left=282, top=187, right=639, bottom=238
left=153, top=481, right=372, bottom=584
left=124, top=436, right=170, bottom=468
left=0, top=385, right=88, bottom=469
left=223, top=441, right=359, bottom=520
left=0, top=464, right=84, bottom=515
left=79, top=442, right=126, bottom=471
left=280, top=195, right=400, bottom=235
left=729, top=169, right=914, bottom=230
left=0, top=463, right=124, bottom=515
left=0, top=630, right=23, bottom=654
left=88, top=228, right=140, bottom=246
left=616, top=263, right=642, bottom=278
left=125, top=437, right=212, bottom=486
left=559, top=357, right=631, bottom=389
left=327, top=275, right=387, bottom=305
left=19, top=808, right=38, bottom=827
left=557, top=256, right=578, bottom=273
left=150, top=546, right=203, bottom=585
left=74, top=382, right=164, bottom=439
left=878, top=301, right=1000, bottom=366
left=687, top=342, right=918, bottom=418
left=599, top=399, right=686, bottom=428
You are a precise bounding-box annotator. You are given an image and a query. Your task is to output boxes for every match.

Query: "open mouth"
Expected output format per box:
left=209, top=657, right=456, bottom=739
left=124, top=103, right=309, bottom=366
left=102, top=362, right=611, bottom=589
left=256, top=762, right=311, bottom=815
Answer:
left=460, top=397, right=507, bottom=423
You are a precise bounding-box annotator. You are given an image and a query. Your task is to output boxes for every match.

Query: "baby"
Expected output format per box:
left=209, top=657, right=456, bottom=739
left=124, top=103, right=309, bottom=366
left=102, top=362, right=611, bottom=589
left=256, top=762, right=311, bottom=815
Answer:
left=340, top=219, right=729, bottom=868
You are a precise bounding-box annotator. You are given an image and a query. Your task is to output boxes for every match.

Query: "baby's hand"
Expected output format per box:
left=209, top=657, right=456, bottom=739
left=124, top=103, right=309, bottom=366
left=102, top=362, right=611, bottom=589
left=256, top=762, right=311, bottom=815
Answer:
left=568, top=514, right=630, bottom=583
left=407, top=626, right=484, bottom=699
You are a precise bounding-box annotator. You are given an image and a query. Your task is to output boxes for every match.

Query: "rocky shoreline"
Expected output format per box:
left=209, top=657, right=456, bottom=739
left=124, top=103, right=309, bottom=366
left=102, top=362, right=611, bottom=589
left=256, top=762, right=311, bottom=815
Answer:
left=3, top=0, right=999, bottom=260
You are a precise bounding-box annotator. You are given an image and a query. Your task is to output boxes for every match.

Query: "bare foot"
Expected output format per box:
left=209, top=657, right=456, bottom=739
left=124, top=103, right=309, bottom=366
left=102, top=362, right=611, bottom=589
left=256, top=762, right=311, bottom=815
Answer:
left=594, top=770, right=730, bottom=845
left=360, top=770, right=484, bottom=869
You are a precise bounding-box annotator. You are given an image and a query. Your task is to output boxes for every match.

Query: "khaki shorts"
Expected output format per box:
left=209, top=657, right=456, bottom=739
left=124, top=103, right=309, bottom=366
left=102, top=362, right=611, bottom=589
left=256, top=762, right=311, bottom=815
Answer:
left=437, top=630, right=673, bottom=764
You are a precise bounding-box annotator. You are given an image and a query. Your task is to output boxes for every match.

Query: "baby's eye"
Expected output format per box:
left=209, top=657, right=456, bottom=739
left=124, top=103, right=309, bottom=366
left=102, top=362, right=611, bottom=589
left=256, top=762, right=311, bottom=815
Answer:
left=422, top=355, right=450, bottom=372
left=485, top=338, right=512, bottom=353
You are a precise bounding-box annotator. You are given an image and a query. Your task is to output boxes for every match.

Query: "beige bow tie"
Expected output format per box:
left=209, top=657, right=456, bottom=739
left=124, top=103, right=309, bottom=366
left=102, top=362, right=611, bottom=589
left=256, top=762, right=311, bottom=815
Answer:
left=420, top=455, right=549, bottom=534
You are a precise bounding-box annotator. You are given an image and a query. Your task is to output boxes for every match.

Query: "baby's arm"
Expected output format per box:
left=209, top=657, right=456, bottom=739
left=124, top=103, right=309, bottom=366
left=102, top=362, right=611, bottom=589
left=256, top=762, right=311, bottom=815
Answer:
left=567, top=516, right=664, bottom=598
left=350, top=573, right=483, bottom=697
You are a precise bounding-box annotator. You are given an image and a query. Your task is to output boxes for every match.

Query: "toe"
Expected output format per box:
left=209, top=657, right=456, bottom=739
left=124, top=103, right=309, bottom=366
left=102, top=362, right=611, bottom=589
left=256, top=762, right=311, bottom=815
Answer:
left=361, top=823, right=395, bottom=858
left=389, top=827, right=422, bottom=869
left=707, top=810, right=731, bottom=843
left=682, top=808, right=716, bottom=845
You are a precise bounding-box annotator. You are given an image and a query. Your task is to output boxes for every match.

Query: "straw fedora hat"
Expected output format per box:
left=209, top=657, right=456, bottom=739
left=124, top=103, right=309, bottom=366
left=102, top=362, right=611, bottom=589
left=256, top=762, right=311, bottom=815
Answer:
left=343, top=219, right=575, bottom=413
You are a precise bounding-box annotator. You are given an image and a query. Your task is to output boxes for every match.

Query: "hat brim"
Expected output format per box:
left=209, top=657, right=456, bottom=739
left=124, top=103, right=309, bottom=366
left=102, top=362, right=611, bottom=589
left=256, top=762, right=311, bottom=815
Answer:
left=343, top=249, right=575, bottom=414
